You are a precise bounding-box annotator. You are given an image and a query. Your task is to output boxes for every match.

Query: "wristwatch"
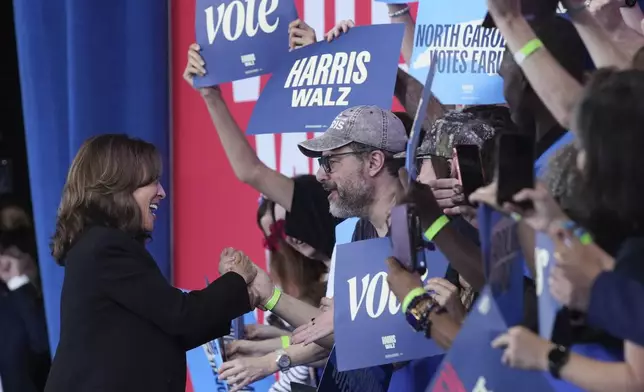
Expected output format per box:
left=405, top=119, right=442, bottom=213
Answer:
left=547, top=345, right=571, bottom=379
left=275, top=349, right=291, bottom=372
left=623, top=0, right=638, bottom=7
left=405, top=294, right=437, bottom=332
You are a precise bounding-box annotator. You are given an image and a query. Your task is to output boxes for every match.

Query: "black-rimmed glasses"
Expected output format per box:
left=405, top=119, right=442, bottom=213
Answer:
left=318, top=152, right=364, bottom=174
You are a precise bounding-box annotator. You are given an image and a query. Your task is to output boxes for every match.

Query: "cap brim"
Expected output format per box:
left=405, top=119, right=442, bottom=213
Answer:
left=393, top=151, right=406, bottom=159
left=298, top=133, right=352, bottom=158
left=482, top=13, right=495, bottom=28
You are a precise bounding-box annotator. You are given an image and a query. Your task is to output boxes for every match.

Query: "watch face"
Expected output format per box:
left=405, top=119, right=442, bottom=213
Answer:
left=277, top=354, right=291, bottom=369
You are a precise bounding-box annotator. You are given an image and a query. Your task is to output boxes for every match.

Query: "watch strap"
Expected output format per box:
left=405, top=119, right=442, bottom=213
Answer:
left=548, top=345, right=571, bottom=379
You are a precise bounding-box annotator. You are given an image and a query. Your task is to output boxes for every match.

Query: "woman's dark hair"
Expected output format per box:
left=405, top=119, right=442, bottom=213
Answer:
left=574, top=69, right=644, bottom=253
left=543, top=143, right=586, bottom=223
left=51, top=134, right=162, bottom=263
left=257, top=198, right=327, bottom=306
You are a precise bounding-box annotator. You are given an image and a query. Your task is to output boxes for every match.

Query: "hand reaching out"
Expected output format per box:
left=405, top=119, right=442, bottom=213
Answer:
left=219, top=248, right=257, bottom=284
left=291, top=301, right=334, bottom=346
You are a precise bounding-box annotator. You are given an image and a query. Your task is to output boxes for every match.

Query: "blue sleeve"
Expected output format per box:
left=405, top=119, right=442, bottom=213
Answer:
left=586, top=271, right=644, bottom=346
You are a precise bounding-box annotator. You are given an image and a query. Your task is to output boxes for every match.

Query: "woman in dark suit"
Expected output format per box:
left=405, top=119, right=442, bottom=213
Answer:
left=45, top=134, right=267, bottom=392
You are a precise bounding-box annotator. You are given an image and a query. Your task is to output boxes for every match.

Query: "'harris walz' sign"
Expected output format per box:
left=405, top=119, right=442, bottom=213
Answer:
left=247, top=24, right=404, bottom=134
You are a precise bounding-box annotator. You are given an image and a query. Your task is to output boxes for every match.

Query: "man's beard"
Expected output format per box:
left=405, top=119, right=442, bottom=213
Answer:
left=326, top=175, right=375, bottom=219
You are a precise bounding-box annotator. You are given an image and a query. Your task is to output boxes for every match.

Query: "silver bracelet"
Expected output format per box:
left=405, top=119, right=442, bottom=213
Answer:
left=388, top=6, right=410, bottom=18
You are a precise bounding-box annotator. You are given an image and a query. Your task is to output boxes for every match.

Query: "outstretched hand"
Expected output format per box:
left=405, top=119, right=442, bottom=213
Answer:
left=219, top=248, right=257, bottom=284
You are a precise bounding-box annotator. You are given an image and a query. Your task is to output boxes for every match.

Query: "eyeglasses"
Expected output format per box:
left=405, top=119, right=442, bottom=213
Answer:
left=317, top=152, right=364, bottom=174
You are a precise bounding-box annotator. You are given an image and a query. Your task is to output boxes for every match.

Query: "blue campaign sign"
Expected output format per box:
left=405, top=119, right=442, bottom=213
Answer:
left=247, top=24, right=405, bottom=134
left=477, top=205, right=524, bottom=327
left=194, top=0, right=298, bottom=87
left=409, top=0, right=505, bottom=104
left=535, top=232, right=561, bottom=340
left=426, top=286, right=554, bottom=392
left=316, top=347, right=393, bottom=392
left=333, top=237, right=448, bottom=371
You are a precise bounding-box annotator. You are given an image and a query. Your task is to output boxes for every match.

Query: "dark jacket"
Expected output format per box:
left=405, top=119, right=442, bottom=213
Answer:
left=45, top=226, right=251, bottom=392
left=0, top=282, right=50, bottom=392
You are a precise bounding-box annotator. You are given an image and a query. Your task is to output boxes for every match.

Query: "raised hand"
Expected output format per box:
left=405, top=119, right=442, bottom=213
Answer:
left=182, top=43, right=220, bottom=97
left=219, top=248, right=257, bottom=285
left=486, top=0, right=523, bottom=21
left=325, top=19, right=355, bottom=42
left=288, top=19, right=317, bottom=50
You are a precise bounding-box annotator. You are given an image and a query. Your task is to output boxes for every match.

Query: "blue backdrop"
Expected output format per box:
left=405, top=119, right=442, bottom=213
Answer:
left=13, top=0, right=172, bottom=355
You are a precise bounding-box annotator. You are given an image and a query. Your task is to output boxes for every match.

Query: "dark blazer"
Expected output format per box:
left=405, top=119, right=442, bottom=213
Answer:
left=0, top=283, right=50, bottom=392
left=45, top=226, right=251, bottom=392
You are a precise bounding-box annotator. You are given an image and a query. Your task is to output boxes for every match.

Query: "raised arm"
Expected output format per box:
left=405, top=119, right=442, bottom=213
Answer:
left=490, top=13, right=583, bottom=130
left=565, top=0, right=634, bottom=69
left=183, top=44, right=296, bottom=211
left=387, top=3, right=416, bottom=65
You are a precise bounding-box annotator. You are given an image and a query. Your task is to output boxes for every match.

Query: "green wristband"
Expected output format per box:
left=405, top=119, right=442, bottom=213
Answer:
left=424, top=215, right=450, bottom=241
left=263, top=287, right=282, bottom=311
left=402, top=287, right=427, bottom=314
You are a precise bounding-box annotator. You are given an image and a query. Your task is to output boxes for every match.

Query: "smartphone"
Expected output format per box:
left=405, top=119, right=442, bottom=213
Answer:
left=390, top=204, right=427, bottom=274
left=453, top=145, right=485, bottom=202
left=495, top=134, right=535, bottom=210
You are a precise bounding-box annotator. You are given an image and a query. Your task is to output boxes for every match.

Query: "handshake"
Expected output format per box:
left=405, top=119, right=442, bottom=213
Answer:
left=218, top=248, right=275, bottom=310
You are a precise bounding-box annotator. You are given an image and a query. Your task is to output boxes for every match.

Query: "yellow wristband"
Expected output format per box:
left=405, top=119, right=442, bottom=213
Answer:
left=263, top=287, right=282, bottom=311
left=424, top=215, right=450, bottom=241
left=402, top=287, right=427, bottom=314
left=514, top=38, right=543, bottom=65
left=281, top=335, right=290, bottom=349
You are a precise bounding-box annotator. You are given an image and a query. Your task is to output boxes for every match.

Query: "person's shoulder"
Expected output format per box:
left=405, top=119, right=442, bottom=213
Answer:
left=68, top=226, right=143, bottom=262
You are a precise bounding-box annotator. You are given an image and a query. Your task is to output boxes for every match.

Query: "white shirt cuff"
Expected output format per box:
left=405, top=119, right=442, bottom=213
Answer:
left=7, top=275, right=30, bottom=291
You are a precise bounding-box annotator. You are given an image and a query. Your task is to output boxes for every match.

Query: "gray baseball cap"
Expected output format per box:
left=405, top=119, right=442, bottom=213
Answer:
left=298, top=106, right=408, bottom=158
left=394, top=111, right=496, bottom=159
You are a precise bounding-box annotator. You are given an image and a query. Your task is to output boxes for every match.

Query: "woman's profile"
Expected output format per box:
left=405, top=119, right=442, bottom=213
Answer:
left=44, top=134, right=266, bottom=392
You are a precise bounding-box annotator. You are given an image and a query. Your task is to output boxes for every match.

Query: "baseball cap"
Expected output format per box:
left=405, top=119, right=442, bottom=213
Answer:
left=298, top=106, right=408, bottom=158
left=482, top=0, right=560, bottom=28
left=394, top=111, right=496, bottom=159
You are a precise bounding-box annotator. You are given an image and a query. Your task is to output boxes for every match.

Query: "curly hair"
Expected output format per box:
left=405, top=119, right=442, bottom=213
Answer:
left=50, top=134, right=162, bottom=263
